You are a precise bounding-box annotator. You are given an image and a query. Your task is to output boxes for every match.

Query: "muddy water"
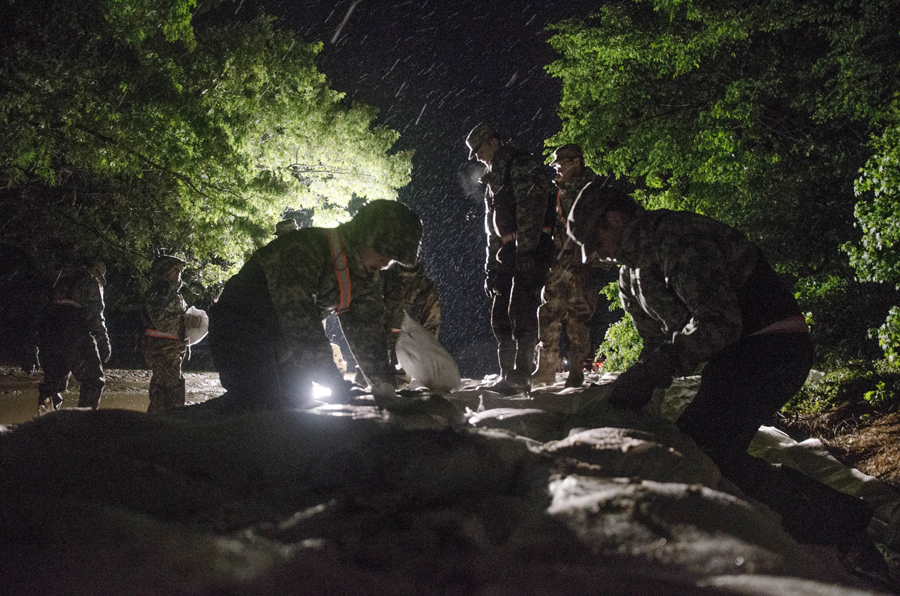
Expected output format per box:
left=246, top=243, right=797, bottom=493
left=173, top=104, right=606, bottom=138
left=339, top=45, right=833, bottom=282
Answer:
left=0, top=366, right=223, bottom=425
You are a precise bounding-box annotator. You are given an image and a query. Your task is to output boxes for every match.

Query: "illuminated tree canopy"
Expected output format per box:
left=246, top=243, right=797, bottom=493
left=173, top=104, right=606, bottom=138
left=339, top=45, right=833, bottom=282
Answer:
left=546, top=0, right=900, bottom=362
left=0, top=0, right=412, bottom=298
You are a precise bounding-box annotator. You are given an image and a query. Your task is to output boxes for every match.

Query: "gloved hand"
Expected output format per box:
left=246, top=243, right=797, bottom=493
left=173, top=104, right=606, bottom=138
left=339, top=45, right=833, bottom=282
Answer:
left=606, top=363, right=669, bottom=411
left=98, top=337, right=111, bottom=364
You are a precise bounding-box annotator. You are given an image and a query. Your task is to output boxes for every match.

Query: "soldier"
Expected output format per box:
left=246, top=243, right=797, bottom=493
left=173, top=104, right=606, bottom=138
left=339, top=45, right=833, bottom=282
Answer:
left=208, top=200, right=422, bottom=411
left=533, top=144, right=613, bottom=388
left=143, top=255, right=201, bottom=413
left=465, top=123, right=553, bottom=394
left=566, top=184, right=874, bottom=546
left=381, top=261, right=441, bottom=375
left=37, top=259, right=111, bottom=412
left=274, top=218, right=300, bottom=237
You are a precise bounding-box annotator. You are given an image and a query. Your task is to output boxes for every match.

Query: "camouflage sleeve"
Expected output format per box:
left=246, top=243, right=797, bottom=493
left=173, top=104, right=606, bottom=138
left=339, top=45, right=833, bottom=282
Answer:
left=81, top=276, right=109, bottom=342
left=510, top=156, right=550, bottom=254
left=339, top=272, right=393, bottom=385
left=417, top=284, right=441, bottom=338
left=618, top=270, right=667, bottom=357
left=656, top=237, right=744, bottom=375
left=257, top=245, right=342, bottom=385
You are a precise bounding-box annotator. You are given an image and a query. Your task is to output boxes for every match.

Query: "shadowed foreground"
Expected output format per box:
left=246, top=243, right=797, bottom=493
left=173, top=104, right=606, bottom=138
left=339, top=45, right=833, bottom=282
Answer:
left=0, top=374, right=893, bottom=595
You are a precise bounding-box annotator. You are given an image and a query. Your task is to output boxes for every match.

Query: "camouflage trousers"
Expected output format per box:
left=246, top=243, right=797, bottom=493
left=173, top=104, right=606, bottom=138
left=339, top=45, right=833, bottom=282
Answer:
left=38, top=314, right=105, bottom=410
left=535, top=263, right=602, bottom=378
left=144, top=336, right=186, bottom=413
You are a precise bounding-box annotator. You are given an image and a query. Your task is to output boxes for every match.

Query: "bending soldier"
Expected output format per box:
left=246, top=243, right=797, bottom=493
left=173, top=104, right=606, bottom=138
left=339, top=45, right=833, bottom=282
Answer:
left=208, top=200, right=422, bottom=411
left=37, top=259, right=111, bottom=412
left=566, top=184, right=874, bottom=546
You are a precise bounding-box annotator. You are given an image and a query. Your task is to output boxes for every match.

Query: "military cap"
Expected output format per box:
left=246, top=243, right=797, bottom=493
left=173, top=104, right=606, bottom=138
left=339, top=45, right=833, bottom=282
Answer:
left=351, top=200, right=423, bottom=267
left=275, top=218, right=299, bottom=236
left=550, top=143, right=583, bottom=166
left=465, top=123, right=497, bottom=160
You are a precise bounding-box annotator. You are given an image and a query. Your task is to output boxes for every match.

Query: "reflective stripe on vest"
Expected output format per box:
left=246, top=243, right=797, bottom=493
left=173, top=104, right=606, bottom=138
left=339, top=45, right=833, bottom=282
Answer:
left=145, top=329, right=180, bottom=340
left=327, top=229, right=352, bottom=314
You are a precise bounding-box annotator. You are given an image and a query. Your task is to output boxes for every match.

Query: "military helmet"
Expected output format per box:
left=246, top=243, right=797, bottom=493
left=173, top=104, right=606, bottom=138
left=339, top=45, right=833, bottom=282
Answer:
left=150, top=254, right=186, bottom=279
left=550, top=143, right=583, bottom=166
left=275, top=218, right=299, bottom=236
left=350, top=200, right=422, bottom=267
left=465, top=123, right=497, bottom=160
left=567, top=182, right=636, bottom=263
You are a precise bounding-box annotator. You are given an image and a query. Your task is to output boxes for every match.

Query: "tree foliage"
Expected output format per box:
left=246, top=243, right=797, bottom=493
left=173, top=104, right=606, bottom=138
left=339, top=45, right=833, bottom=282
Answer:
left=0, top=0, right=411, bottom=302
left=547, top=0, right=900, bottom=363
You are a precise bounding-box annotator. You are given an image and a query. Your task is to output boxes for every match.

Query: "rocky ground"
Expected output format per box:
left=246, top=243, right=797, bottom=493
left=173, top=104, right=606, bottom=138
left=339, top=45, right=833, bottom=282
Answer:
left=2, top=366, right=900, bottom=595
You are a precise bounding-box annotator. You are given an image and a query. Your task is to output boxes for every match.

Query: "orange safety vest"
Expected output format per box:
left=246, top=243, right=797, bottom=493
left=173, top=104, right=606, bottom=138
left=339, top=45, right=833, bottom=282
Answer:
left=327, top=229, right=352, bottom=314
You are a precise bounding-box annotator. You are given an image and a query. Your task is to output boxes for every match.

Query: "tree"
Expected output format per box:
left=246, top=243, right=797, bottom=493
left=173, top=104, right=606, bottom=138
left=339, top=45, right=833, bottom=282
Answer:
left=546, top=0, right=900, bottom=363
left=845, top=102, right=900, bottom=366
left=0, top=0, right=411, bottom=303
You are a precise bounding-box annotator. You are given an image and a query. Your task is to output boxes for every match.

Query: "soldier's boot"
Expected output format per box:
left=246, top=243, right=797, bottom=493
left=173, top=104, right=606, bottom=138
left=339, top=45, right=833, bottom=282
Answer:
left=532, top=343, right=559, bottom=386
left=564, top=346, right=589, bottom=388
left=497, top=339, right=516, bottom=378
left=38, top=393, right=62, bottom=414
left=507, top=341, right=536, bottom=393
left=77, top=379, right=104, bottom=410
left=486, top=342, right=518, bottom=395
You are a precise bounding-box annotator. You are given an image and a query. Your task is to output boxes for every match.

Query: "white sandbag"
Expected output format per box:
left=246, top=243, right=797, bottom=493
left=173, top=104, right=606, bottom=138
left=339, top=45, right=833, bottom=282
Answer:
left=184, top=306, right=209, bottom=346
left=395, top=312, right=460, bottom=393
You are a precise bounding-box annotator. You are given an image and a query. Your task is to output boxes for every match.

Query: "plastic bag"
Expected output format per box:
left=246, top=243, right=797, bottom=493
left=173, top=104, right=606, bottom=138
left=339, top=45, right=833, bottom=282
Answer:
left=184, top=306, right=209, bottom=346
left=395, top=312, right=460, bottom=393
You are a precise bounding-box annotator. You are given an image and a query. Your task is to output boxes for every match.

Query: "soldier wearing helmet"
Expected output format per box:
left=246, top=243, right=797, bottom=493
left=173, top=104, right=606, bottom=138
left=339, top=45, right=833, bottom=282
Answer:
left=465, top=123, right=553, bottom=394
left=37, top=258, right=110, bottom=412
left=143, top=254, right=198, bottom=413
left=208, top=200, right=423, bottom=411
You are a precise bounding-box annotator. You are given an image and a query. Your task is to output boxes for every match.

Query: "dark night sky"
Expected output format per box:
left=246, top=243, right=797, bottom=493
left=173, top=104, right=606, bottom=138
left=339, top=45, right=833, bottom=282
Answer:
left=260, top=0, right=601, bottom=377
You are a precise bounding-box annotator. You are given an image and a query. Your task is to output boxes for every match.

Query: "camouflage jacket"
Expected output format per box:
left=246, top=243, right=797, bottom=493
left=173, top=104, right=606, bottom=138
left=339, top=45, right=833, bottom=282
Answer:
left=145, top=278, right=187, bottom=339
left=220, top=225, right=392, bottom=386
left=49, top=268, right=109, bottom=347
left=481, top=144, right=551, bottom=273
left=615, top=208, right=802, bottom=378
left=552, top=167, right=604, bottom=270
left=382, top=262, right=441, bottom=341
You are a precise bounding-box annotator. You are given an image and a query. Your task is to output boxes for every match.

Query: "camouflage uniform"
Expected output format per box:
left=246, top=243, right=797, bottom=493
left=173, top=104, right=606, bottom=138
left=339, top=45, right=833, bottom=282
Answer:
left=38, top=264, right=110, bottom=410
left=143, top=257, right=188, bottom=413
left=534, top=166, right=610, bottom=386
left=382, top=262, right=441, bottom=368
left=602, top=203, right=871, bottom=543
left=208, top=200, right=421, bottom=411
left=481, top=144, right=553, bottom=382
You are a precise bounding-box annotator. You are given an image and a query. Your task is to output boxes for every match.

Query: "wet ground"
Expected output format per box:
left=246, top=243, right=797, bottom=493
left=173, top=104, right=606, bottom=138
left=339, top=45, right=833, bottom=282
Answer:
left=0, top=365, right=223, bottom=425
